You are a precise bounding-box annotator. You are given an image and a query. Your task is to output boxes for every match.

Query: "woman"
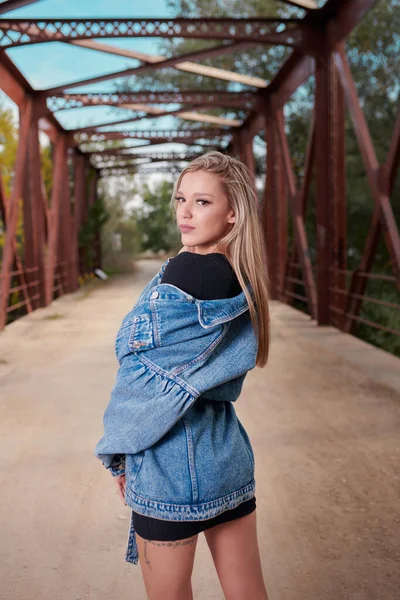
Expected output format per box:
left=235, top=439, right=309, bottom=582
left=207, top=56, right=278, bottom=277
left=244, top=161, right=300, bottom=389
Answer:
left=95, top=151, right=271, bottom=599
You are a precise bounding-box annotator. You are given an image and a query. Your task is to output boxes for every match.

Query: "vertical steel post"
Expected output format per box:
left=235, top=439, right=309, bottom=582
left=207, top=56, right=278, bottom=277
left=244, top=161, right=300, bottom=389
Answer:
left=45, top=134, right=66, bottom=305
left=22, top=98, right=47, bottom=309
left=264, top=101, right=285, bottom=300
left=315, top=42, right=346, bottom=325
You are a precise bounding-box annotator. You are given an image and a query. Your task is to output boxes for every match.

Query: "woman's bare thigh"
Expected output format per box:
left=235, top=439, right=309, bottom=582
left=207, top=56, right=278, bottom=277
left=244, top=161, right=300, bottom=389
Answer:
left=204, top=509, right=269, bottom=600
left=136, top=532, right=199, bottom=600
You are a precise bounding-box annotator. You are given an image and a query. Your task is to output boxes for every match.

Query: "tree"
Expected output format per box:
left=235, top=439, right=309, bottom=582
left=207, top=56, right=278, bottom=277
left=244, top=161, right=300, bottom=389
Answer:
left=134, top=179, right=181, bottom=254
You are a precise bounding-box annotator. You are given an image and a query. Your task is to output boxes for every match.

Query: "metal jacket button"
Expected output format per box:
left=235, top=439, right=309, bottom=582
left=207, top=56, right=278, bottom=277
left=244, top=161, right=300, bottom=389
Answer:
left=150, top=291, right=159, bottom=299
left=132, top=341, right=142, bottom=348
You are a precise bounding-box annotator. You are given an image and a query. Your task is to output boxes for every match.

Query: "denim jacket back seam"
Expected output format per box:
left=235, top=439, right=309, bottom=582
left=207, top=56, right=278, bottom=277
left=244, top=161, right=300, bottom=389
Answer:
left=182, top=415, right=198, bottom=504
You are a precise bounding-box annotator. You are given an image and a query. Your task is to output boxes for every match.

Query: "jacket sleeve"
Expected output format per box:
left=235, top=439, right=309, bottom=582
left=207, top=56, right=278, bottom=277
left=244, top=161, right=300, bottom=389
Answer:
left=94, top=317, right=256, bottom=471
left=94, top=266, right=257, bottom=471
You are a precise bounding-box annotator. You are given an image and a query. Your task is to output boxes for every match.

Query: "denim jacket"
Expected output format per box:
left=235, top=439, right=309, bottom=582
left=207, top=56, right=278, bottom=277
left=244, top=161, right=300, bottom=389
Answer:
left=94, top=257, right=258, bottom=565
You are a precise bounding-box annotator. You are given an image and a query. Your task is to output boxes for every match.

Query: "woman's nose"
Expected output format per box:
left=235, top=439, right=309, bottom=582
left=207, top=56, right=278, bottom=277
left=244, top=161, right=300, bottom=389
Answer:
left=180, top=203, right=192, bottom=218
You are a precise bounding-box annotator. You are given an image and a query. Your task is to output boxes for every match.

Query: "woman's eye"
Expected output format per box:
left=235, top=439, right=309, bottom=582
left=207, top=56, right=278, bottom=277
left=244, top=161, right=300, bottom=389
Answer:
left=175, top=197, right=209, bottom=206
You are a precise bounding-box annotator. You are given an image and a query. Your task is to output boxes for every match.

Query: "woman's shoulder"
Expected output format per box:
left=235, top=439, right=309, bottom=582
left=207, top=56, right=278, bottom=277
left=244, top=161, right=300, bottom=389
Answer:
left=161, top=251, right=241, bottom=300
left=171, top=251, right=230, bottom=263
left=167, top=251, right=233, bottom=274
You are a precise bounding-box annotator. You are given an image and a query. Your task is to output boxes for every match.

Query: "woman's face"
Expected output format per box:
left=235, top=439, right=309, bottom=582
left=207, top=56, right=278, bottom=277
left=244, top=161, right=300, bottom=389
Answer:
left=174, top=170, right=235, bottom=255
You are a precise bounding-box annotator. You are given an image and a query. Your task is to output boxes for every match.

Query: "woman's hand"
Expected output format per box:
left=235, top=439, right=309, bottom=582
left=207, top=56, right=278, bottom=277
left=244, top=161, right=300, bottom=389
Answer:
left=113, top=474, right=127, bottom=505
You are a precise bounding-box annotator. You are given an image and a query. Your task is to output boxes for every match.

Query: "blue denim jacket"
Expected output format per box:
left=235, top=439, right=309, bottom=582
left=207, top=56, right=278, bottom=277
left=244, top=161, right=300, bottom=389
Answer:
left=94, top=257, right=258, bottom=565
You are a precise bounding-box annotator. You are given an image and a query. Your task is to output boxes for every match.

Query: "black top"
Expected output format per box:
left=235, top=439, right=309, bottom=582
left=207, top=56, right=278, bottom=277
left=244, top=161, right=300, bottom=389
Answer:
left=160, top=251, right=242, bottom=300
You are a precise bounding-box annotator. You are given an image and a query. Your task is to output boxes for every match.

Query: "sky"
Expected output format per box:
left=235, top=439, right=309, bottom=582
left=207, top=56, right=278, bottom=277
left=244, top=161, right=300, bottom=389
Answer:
left=0, top=0, right=266, bottom=178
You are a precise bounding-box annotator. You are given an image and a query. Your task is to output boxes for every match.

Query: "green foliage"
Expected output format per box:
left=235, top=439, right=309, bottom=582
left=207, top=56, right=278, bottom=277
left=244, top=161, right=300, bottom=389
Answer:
left=134, top=179, right=181, bottom=253
left=40, top=143, right=53, bottom=205
left=100, top=176, right=142, bottom=271
left=78, top=192, right=110, bottom=273
left=0, top=102, right=18, bottom=194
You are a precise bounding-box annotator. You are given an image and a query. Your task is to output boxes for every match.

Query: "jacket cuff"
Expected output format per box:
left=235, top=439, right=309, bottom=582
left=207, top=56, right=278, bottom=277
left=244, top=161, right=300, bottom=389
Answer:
left=108, top=454, right=126, bottom=477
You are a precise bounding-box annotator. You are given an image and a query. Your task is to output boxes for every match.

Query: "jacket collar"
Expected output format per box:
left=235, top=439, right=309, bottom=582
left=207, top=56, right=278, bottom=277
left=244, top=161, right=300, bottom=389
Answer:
left=154, top=256, right=252, bottom=328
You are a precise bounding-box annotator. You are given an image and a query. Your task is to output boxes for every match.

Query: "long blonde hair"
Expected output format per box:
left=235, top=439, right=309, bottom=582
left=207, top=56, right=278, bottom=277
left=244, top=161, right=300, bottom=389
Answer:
left=169, top=151, right=270, bottom=368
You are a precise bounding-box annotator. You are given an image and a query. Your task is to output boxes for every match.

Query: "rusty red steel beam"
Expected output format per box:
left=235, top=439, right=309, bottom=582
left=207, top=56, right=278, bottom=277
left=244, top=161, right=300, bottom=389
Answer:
left=0, top=0, right=39, bottom=15
left=74, top=129, right=228, bottom=145
left=0, top=51, right=67, bottom=140
left=262, top=104, right=281, bottom=300
left=58, top=149, right=76, bottom=293
left=274, top=104, right=317, bottom=318
left=332, top=63, right=347, bottom=330
left=45, top=134, right=66, bottom=305
left=145, top=139, right=224, bottom=149
left=86, top=147, right=151, bottom=157
left=385, top=106, right=400, bottom=194
left=73, top=104, right=219, bottom=134
left=314, top=44, right=347, bottom=326
left=0, top=168, right=33, bottom=315
left=92, top=158, right=189, bottom=169
left=100, top=165, right=183, bottom=177
left=47, top=91, right=257, bottom=111
left=89, top=152, right=198, bottom=162
left=0, top=97, right=32, bottom=329
left=267, top=51, right=315, bottom=107
left=95, top=161, right=143, bottom=169
left=334, top=47, right=400, bottom=283
left=0, top=50, right=32, bottom=107
left=0, top=17, right=302, bottom=50
left=265, top=0, right=379, bottom=108
left=265, top=108, right=288, bottom=300
left=322, top=0, right=380, bottom=43
left=23, top=100, right=47, bottom=309
left=236, top=110, right=265, bottom=140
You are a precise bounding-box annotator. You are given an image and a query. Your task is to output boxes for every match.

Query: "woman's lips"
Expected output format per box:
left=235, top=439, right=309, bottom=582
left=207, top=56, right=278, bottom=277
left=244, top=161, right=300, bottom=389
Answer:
left=179, top=225, right=195, bottom=232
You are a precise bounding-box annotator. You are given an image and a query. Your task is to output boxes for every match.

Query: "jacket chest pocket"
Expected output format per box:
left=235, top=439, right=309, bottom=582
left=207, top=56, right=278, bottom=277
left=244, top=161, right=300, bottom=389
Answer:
left=128, top=313, right=156, bottom=352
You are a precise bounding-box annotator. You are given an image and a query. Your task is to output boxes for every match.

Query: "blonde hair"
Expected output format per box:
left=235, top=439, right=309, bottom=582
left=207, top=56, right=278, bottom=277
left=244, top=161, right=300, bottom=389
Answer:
left=170, top=150, right=271, bottom=368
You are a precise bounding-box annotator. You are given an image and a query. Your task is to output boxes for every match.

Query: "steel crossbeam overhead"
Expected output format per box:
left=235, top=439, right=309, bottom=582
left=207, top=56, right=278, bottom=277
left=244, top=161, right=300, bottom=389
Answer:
left=0, top=0, right=317, bottom=15
left=90, top=152, right=199, bottom=163
left=99, top=165, right=182, bottom=177
left=73, top=105, right=241, bottom=133
left=0, top=0, right=39, bottom=15
left=93, top=157, right=196, bottom=169
left=74, top=129, right=228, bottom=144
left=47, top=92, right=258, bottom=112
left=0, top=17, right=302, bottom=49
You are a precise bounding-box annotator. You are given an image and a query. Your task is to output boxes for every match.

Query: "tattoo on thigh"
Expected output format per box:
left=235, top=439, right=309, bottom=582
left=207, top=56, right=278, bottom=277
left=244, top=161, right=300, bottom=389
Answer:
left=142, top=536, right=197, bottom=571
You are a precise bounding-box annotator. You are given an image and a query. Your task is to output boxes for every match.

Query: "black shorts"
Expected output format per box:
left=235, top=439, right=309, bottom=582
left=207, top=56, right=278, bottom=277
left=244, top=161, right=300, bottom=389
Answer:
left=132, top=496, right=256, bottom=541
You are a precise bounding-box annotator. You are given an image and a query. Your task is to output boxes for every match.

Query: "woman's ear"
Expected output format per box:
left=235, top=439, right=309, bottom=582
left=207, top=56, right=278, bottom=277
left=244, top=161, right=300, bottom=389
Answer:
left=227, top=211, right=235, bottom=224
